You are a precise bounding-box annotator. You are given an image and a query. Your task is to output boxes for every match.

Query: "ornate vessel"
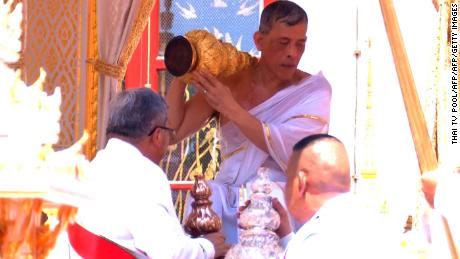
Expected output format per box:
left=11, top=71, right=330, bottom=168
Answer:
left=184, top=174, right=222, bottom=237
left=225, top=168, right=283, bottom=259
left=164, top=29, right=258, bottom=83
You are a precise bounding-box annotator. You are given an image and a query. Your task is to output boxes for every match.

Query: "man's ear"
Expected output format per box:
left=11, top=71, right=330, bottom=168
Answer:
left=148, top=129, right=161, bottom=148
left=253, top=31, right=264, bottom=51
left=297, top=171, right=308, bottom=195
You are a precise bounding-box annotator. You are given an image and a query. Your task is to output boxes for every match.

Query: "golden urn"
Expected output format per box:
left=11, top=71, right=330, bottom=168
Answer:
left=164, top=29, right=258, bottom=83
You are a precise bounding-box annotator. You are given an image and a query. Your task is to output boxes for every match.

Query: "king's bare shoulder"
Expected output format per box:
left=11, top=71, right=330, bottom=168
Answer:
left=295, top=69, right=311, bottom=81
left=288, top=69, right=311, bottom=85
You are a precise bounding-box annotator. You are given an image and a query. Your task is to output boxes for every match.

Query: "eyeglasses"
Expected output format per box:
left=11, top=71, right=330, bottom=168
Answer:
left=148, top=125, right=176, bottom=138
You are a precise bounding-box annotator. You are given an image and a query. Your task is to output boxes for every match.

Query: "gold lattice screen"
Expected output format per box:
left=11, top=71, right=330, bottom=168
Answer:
left=22, top=0, right=84, bottom=150
left=160, top=100, right=221, bottom=221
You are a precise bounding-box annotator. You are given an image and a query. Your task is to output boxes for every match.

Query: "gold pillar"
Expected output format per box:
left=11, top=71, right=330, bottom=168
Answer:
left=84, top=0, right=98, bottom=159
left=379, top=0, right=438, bottom=173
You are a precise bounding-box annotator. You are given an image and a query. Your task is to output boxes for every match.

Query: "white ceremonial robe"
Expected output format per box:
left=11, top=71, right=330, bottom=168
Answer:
left=76, top=138, right=214, bottom=259
left=280, top=193, right=392, bottom=259
left=188, top=72, right=332, bottom=244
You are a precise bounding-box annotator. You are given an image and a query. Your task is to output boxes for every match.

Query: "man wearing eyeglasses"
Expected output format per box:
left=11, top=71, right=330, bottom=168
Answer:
left=75, top=88, right=229, bottom=258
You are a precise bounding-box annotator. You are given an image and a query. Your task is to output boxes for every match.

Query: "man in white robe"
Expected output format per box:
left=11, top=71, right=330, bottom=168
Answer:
left=167, top=1, right=331, bottom=243
left=276, top=134, right=391, bottom=259
left=75, top=88, right=229, bottom=258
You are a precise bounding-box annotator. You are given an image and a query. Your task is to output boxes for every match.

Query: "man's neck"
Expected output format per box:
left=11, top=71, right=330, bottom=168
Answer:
left=302, top=192, right=343, bottom=223
left=107, top=134, right=137, bottom=146
left=253, top=62, right=290, bottom=91
left=107, top=134, right=160, bottom=164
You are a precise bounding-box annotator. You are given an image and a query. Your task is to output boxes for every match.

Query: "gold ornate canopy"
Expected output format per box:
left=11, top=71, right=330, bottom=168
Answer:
left=15, top=0, right=157, bottom=159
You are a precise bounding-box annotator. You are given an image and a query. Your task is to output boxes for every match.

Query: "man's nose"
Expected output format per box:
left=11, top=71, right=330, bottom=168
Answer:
left=286, top=43, right=297, bottom=58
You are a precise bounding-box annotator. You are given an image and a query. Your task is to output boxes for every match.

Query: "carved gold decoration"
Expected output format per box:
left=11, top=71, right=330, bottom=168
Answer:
left=88, top=58, right=124, bottom=81
left=164, top=29, right=258, bottom=83
left=84, top=0, right=98, bottom=160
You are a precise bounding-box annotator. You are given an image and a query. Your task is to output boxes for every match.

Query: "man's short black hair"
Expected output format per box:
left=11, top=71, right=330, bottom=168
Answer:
left=293, top=134, right=341, bottom=152
left=259, top=1, right=308, bottom=34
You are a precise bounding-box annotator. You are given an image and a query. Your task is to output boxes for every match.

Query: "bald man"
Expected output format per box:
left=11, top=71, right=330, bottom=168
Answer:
left=273, top=134, right=390, bottom=259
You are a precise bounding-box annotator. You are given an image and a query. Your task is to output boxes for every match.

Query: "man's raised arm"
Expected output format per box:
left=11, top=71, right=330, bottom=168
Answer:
left=165, top=77, right=215, bottom=143
left=191, top=71, right=269, bottom=153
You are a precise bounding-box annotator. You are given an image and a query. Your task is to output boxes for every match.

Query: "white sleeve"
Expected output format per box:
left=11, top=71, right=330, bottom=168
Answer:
left=128, top=201, right=214, bottom=259
left=262, top=88, right=331, bottom=170
left=279, top=232, right=294, bottom=250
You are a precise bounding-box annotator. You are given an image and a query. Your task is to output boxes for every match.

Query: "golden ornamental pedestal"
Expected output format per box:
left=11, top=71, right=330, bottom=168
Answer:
left=0, top=194, right=77, bottom=259
left=164, top=29, right=258, bottom=83
left=0, top=130, right=89, bottom=259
